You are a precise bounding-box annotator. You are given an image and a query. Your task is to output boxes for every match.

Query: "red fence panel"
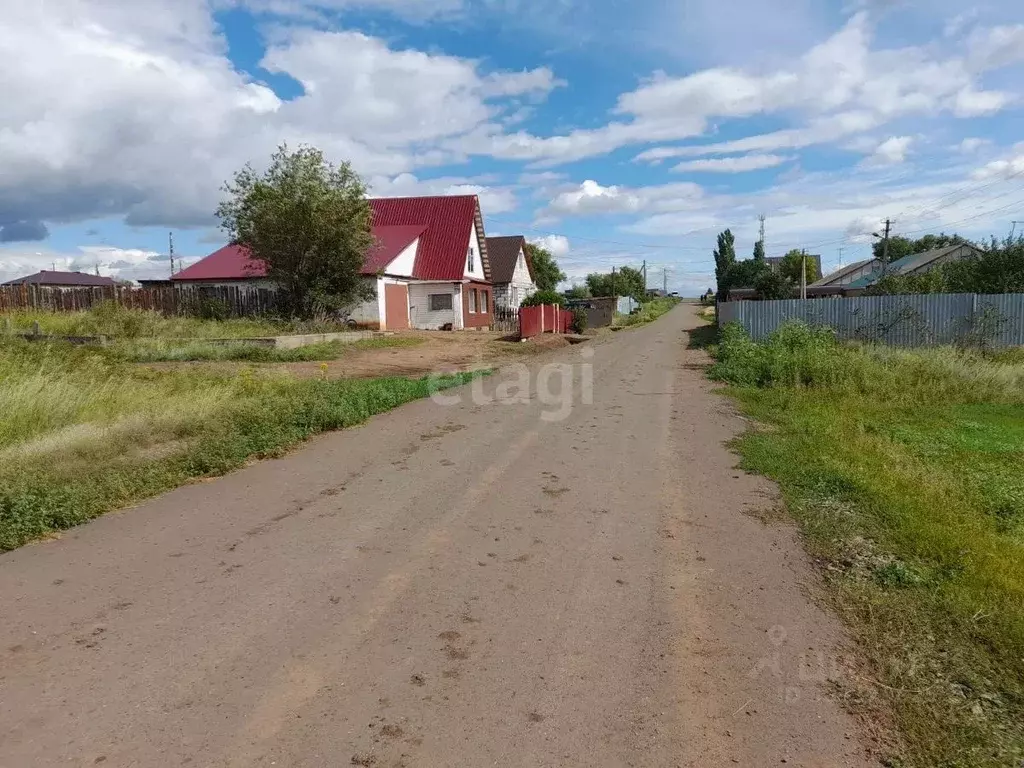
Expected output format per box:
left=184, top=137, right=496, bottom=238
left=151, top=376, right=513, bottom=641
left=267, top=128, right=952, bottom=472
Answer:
left=518, top=305, right=572, bottom=339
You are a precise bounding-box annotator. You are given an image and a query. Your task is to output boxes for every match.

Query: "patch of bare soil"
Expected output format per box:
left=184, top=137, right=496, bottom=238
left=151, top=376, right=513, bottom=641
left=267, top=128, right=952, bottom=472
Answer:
left=287, top=331, right=571, bottom=379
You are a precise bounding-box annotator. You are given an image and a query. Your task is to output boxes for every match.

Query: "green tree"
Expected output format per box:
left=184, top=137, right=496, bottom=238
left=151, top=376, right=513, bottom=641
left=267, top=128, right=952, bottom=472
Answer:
left=713, top=229, right=737, bottom=300
left=778, top=249, right=822, bottom=284
left=585, top=266, right=645, bottom=301
left=725, top=258, right=768, bottom=290
left=520, top=289, right=565, bottom=307
left=871, top=233, right=966, bottom=264
left=216, top=144, right=373, bottom=319
left=524, top=243, right=567, bottom=292
left=754, top=269, right=792, bottom=300
left=753, top=239, right=766, bottom=263
left=565, top=284, right=591, bottom=299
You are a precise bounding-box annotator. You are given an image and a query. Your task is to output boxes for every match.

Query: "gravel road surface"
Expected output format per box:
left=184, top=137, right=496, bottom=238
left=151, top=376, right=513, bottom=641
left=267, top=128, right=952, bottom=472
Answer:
left=0, top=305, right=877, bottom=767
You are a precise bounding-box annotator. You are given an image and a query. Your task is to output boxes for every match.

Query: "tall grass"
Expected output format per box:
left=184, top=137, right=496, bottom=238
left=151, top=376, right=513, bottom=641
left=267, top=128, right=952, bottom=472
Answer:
left=614, top=297, right=680, bottom=327
left=0, top=338, right=476, bottom=551
left=107, top=335, right=423, bottom=363
left=1, top=302, right=351, bottom=339
left=709, top=321, right=1024, bottom=766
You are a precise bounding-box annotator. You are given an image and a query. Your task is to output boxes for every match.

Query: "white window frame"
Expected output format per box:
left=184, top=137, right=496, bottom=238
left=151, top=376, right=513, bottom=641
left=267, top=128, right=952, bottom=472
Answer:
left=429, top=293, right=453, bottom=312
left=480, top=289, right=488, bottom=314
left=469, top=288, right=477, bottom=313
left=467, top=246, right=476, bottom=273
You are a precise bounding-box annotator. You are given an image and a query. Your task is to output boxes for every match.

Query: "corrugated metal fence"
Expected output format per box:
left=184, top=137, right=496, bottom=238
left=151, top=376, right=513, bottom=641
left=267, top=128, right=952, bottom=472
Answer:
left=718, top=293, right=1024, bottom=348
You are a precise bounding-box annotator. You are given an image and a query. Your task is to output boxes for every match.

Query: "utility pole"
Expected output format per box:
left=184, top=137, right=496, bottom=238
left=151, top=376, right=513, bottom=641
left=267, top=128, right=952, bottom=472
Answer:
left=880, top=218, right=892, bottom=270
left=837, top=246, right=845, bottom=269
left=758, top=214, right=766, bottom=254
left=1011, top=221, right=1023, bottom=239
left=169, top=231, right=175, bottom=277
left=663, top=268, right=668, bottom=295
left=642, top=260, right=647, bottom=294
left=611, top=266, right=617, bottom=297
left=800, top=249, right=808, bottom=300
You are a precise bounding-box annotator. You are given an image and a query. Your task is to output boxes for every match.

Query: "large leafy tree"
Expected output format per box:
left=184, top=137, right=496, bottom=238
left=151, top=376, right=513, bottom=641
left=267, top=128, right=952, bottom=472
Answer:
left=524, top=243, right=567, bottom=292
left=872, top=233, right=965, bottom=264
left=217, top=144, right=373, bottom=319
left=778, top=249, right=822, bottom=284
left=565, top=284, right=591, bottom=299
left=585, top=265, right=645, bottom=301
left=713, top=229, right=737, bottom=300
left=868, top=236, right=1024, bottom=295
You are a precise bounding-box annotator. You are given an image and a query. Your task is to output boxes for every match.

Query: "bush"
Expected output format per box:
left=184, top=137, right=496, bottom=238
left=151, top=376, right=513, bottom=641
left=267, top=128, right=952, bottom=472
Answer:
left=710, top=321, right=847, bottom=388
left=521, top=289, right=565, bottom=307
left=570, top=306, right=588, bottom=334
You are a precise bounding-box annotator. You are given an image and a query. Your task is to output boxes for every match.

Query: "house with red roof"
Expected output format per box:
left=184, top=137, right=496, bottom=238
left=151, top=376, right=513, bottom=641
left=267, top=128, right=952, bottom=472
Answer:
left=172, top=195, right=493, bottom=331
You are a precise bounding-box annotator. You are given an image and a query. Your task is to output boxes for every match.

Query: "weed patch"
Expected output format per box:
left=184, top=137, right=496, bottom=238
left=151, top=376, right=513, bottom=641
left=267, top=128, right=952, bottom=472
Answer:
left=712, top=322, right=1024, bottom=766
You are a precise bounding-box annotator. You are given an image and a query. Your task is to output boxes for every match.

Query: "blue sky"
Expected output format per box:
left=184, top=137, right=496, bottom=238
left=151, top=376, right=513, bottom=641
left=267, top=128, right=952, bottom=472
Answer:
left=2, top=0, right=1024, bottom=294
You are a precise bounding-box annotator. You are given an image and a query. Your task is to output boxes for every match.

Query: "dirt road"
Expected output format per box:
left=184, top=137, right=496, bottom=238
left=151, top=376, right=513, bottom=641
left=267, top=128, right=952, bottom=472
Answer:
left=0, top=305, right=877, bottom=767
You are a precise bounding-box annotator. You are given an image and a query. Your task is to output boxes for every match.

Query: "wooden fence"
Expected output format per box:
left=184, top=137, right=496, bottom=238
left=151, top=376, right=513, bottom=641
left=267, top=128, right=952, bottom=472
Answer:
left=492, top=305, right=519, bottom=333
left=0, top=285, right=280, bottom=318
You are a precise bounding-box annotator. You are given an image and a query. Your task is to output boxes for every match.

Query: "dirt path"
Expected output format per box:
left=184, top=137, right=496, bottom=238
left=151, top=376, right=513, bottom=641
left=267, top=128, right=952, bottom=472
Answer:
left=0, top=305, right=877, bottom=767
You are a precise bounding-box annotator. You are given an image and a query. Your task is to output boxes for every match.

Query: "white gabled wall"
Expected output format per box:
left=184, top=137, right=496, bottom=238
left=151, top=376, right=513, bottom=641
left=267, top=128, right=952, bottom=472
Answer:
left=464, top=221, right=486, bottom=281
left=385, top=238, right=418, bottom=277
left=347, top=276, right=386, bottom=327
left=494, top=245, right=537, bottom=308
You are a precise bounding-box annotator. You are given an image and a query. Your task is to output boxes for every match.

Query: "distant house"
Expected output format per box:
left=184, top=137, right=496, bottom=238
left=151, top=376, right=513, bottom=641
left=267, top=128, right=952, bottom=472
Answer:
left=485, top=235, right=535, bottom=309
left=2, top=271, right=116, bottom=289
left=173, top=195, right=494, bottom=331
left=842, top=243, right=982, bottom=290
left=811, top=259, right=879, bottom=288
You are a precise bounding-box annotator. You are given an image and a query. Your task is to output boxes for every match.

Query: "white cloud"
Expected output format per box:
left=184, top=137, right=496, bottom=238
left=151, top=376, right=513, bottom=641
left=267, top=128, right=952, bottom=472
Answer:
left=545, top=179, right=703, bottom=217
left=0, top=244, right=170, bottom=284
left=369, top=173, right=518, bottom=213
left=0, top=1, right=560, bottom=232
left=671, top=154, right=792, bottom=173
left=959, top=137, right=991, bottom=153
left=527, top=235, right=570, bottom=259
left=863, top=135, right=914, bottom=166
left=971, top=153, right=1024, bottom=180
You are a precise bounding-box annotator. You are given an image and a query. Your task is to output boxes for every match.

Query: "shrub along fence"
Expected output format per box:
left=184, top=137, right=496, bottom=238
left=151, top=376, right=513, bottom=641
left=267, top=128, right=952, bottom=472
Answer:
left=718, top=292, right=1024, bottom=348
left=0, top=284, right=280, bottom=318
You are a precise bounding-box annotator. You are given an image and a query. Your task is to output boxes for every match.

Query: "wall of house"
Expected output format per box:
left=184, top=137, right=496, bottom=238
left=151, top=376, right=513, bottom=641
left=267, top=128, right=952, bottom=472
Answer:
left=385, top=239, right=418, bottom=278
left=462, top=283, right=493, bottom=329
left=494, top=246, right=536, bottom=308
left=465, top=222, right=486, bottom=281
left=347, top=276, right=383, bottom=328
left=408, top=283, right=460, bottom=330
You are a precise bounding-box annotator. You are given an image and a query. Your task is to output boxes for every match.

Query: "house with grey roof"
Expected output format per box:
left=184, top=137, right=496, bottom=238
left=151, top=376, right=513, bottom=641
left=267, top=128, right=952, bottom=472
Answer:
left=485, top=235, right=536, bottom=309
left=2, top=270, right=116, bottom=288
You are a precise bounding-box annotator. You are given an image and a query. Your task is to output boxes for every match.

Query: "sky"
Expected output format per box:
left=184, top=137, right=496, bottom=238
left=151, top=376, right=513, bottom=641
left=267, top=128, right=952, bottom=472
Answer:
left=2, top=0, right=1024, bottom=295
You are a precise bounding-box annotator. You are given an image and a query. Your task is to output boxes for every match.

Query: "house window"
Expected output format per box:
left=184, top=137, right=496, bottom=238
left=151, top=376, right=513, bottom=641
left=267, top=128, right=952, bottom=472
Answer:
left=481, top=290, right=488, bottom=313
left=467, top=246, right=476, bottom=273
left=429, top=293, right=453, bottom=311
left=469, top=289, right=478, bottom=313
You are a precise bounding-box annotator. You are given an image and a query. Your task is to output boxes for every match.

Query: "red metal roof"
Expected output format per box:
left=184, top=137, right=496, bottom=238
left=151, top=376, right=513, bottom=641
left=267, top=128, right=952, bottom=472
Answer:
left=172, top=244, right=267, bottom=282
left=176, top=196, right=483, bottom=283
left=370, top=196, right=482, bottom=281
left=362, top=225, right=425, bottom=274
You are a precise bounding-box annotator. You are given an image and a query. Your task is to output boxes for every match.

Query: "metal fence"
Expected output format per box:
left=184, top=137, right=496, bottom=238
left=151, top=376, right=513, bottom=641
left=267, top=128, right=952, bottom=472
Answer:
left=718, top=293, right=1024, bottom=348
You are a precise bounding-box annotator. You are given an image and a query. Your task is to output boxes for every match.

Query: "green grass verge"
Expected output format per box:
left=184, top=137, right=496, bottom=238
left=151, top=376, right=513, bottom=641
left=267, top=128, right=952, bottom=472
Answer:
left=109, top=335, right=423, bottom=363
left=613, top=297, right=681, bottom=328
left=708, top=322, right=1024, bottom=767
left=0, top=337, right=477, bottom=551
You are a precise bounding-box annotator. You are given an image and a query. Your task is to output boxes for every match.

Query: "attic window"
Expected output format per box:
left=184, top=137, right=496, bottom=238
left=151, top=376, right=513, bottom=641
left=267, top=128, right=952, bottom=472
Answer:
left=467, top=246, right=475, bottom=273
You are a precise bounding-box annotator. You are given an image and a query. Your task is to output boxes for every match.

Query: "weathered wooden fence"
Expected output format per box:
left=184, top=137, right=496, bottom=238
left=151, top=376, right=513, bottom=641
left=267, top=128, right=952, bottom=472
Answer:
left=718, top=293, right=1024, bottom=348
left=492, top=305, right=519, bottom=333
left=0, top=285, right=280, bottom=318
